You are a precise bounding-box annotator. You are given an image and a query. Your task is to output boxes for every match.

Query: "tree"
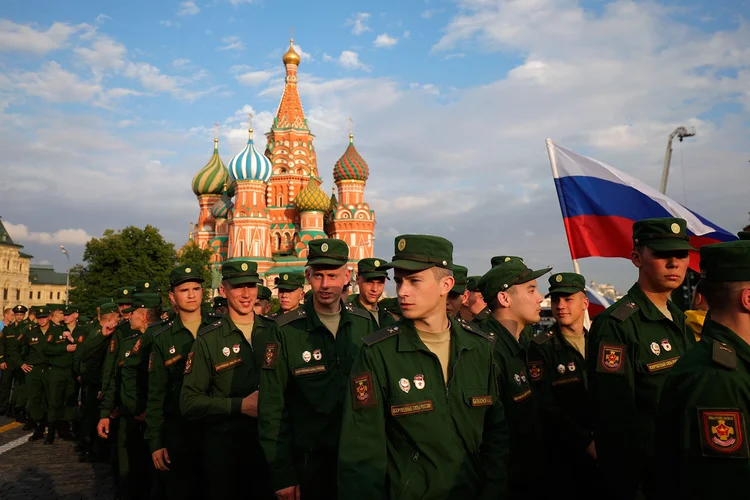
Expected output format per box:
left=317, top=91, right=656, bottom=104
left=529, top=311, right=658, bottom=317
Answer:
left=176, top=240, right=214, bottom=300
left=70, top=225, right=176, bottom=313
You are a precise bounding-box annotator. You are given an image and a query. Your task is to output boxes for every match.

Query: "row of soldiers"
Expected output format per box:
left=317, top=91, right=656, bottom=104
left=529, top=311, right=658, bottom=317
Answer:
left=2, top=218, right=749, bottom=499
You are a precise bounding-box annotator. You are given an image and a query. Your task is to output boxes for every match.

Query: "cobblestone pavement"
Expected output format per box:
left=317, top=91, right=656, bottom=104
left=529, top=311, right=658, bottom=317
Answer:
left=0, top=415, right=116, bottom=500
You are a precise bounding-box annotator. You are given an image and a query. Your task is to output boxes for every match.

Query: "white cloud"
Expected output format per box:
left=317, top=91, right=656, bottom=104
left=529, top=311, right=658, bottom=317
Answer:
left=74, top=36, right=127, bottom=72
left=159, top=20, right=178, bottom=28
left=345, top=13, right=371, bottom=35
left=219, top=36, right=244, bottom=51
left=178, top=1, right=200, bottom=16
left=5, top=222, right=93, bottom=246
left=0, top=20, right=84, bottom=55
left=374, top=33, right=398, bottom=48
left=124, top=62, right=179, bottom=93
left=235, top=69, right=279, bottom=86
left=172, top=58, right=192, bottom=68
left=95, top=14, right=111, bottom=25
left=324, top=51, right=371, bottom=71
left=117, top=119, right=139, bottom=128
left=403, top=30, right=411, bottom=39
left=3, top=62, right=101, bottom=103
left=229, top=0, right=254, bottom=4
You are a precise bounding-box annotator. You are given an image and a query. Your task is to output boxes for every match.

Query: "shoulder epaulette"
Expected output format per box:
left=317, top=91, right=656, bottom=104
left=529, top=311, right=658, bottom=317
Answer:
left=362, top=324, right=402, bottom=346
left=610, top=300, right=639, bottom=322
left=533, top=329, right=555, bottom=345
left=712, top=339, right=737, bottom=370
left=198, top=320, right=223, bottom=336
left=275, top=308, right=307, bottom=327
left=344, top=302, right=372, bottom=320
left=153, top=321, right=173, bottom=338
left=455, top=317, right=491, bottom=340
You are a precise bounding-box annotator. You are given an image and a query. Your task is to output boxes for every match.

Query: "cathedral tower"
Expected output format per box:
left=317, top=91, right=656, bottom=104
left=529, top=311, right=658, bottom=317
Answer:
left=191, top=134, right=229, bottom=250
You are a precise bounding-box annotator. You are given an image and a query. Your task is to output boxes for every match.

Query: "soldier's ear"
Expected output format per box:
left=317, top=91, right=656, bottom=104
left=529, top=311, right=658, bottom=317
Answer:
left=740, top=286, right=750, bottom=313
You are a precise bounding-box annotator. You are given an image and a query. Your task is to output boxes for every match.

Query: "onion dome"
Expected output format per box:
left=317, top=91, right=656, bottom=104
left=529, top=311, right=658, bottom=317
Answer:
left=327, top=186, right=338, bottom=214
left=282, top=38, right=301, bottom=66
left=211, top=188, right=234, bottom=219
left=295, top=177, right=331, bottom=212
left=192, top=137, right=229, bottom=195
left=333, top=133, right=369, bottom=182
left=229, top=128, right=273, bottom=183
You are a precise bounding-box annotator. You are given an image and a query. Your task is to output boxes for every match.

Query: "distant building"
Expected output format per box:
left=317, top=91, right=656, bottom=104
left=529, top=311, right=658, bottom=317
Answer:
left=590, top=281, right=619, bottom=302
left=29, top=265, right=69, bottom=307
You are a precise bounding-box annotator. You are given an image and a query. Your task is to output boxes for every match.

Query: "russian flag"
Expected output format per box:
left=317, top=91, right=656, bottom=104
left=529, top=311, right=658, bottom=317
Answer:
left=546, top=139, right=736, bottom=271
left=586, top=286, right=613, bottom=319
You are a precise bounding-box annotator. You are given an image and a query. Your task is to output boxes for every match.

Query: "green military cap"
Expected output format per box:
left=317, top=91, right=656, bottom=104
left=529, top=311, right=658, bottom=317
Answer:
left=48, top=303, right=65, bottom=312
left=134, top=280, right=158, bottom=294
left=478, top=260, right=552, bottom=301
left=738, top=231, right=750, bottom=241
left=213, top=296, right=227, bottom=308
left=380, top=297, right=401, bottom=314
left=170, top=265, right=205, bottom=287
left=490, top=255, right=524, bottom=268
left=547, top=272, right=586, bottom=297
left=451, top=264, right=468, bottom=294
left=632, top=217, right=696, bottom=252
left=36, top=306, right=51, bottom=318
left=257, top=285, right=272, bottom=301
left=28, top=306, right=38, bottom=314
left=700, top=240, right=750, bottom=282
left=221, top=259, right=262, bottom=285
left=115, top=286, right=136, bottom=305
left=12, top=305, right=28, bottom=314
left=379, top=234, right=452, bottom=271
left=79, top=315, right=90, bottom=323
left=201, top=301, right=214, bottom=314
left=122, top=293, right=162, bottom=313
left=99, top=302, right=119, bottom=314
left=466, top=276, right=483, bottom=292
left=357, top=258, right=389, bottom=280
left=98, top=297, right=115, bottom=306
left=275, top=272, right=305, bottom=291
left=64, top=305, right=79, bottom=315
left=307, top=239, right=349, bottom=267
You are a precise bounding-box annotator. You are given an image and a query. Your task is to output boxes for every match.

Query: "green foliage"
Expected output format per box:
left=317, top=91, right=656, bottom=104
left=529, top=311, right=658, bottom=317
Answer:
left=176, top=240, right=214, bottom=300
left=70, top=225, right=177, bottom=313
left=269, top=297, right=281, bottom=314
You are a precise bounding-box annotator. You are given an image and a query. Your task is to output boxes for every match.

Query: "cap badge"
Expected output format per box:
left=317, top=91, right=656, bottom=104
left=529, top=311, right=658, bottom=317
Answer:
left=241, top=263, right=249, bottom=271
left=671, top=223, right=681, bottom=234
left=123, top=290, right=128, bottom=295
left=399, top=378, right=411, bottom=393
left=555, top=275, right=563, bottom=283
left=283, top=274, right=289, bottom=280
left=374, top=260, right=381, bottom=268
left=185, top=267, right=191, bottom=273
left=321, top=243, right=329, bottom=252
left=397, top=239, right=406, bottom=251
left=505, top=257, right=511, bottom=262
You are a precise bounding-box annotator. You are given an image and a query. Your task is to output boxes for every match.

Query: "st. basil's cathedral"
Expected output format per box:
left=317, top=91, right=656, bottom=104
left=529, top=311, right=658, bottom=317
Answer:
left=189, top=38, right=376, bottom=285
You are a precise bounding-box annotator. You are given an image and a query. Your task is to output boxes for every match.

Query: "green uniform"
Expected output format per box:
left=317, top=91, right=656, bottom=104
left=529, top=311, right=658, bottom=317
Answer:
left=146, top=314, right=212, bottom=500
left=23, top=324, right=61, bottom=422
left=258, top=298, right=373, bottom=497
left=43, top=326, right=77, bottom=424
left=338, top=317, right=509, bottom=499
left=79, top=322, right=112, bottom=457
left=587, top=283, right=694, bottom=498
left=348, top=294, right=396, bottom=329
left=181, top=314, right=279, bottom=500
left=0, top=321, right=27, bottom=414
left=654, top=321, right=750, bottom=498
left=527, top=324, right=596, bottom=498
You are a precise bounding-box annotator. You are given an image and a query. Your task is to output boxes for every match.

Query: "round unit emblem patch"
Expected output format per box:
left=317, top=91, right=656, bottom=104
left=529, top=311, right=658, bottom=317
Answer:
left=397, top=239, right=406, bottom=251
left=556, top=275, right=563, bottom=283
left=321, top=243, right=329, bottom=252
left=185, top=267, right=191, bottom=273
left=671, top=223, right=681, bottom=234
left=241, top=263, right=249, bottom=271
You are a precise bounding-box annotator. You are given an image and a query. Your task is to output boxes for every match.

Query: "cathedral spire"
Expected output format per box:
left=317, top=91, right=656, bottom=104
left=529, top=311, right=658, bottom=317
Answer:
left=275, top=37, right=307, bottom=131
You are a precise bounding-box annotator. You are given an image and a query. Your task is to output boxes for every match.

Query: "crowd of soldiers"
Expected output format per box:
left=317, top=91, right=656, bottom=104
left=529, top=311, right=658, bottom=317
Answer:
left=0, top=216, right=748, bottom=500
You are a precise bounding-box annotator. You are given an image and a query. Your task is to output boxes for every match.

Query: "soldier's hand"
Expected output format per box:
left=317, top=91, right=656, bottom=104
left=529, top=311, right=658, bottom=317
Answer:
left=97, top=418, right=110, bottom=439
left=97, top=391, right=103, bottom=400
left=63, top=331, right=74, bottom=342
left=0, top=362, right=7, bottom=370
left=275, top=485, right=300, bottom=500
left=66, top=344, right=77, bottom=352
left=21, top=364, right=33, bottom=373
left=152, top=448, right=171, bottom=472
left=241, top=391, right=259, bottom=417
left=102, top=320, right=117, bottom=337
left=586, top=440, right=597, bottom=460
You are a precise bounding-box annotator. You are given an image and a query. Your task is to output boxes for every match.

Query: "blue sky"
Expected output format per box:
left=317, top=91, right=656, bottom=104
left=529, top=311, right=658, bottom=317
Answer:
left=1, top=0, right=748, bottom=293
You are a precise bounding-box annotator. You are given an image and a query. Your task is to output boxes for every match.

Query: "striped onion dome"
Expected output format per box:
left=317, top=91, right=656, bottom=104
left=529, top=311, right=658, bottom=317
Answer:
left=327, top=186, right=337, bottom=214
left=211, top=192, right=234, bottom=219
left=294, top=177, right=331, bottom=212
left=192, top=138, right=229, bottom=195
left=333, top=134, right=369, bottom=182
left=228, top=128, right=272, bottom=183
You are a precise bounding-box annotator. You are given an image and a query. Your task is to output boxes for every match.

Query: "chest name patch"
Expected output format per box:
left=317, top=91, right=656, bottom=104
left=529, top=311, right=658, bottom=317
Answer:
left=512, top=388, right=532, bottom=403
left=391, top=400, right=434, bottom=416
left=164, top=354, right=183, bottom=367
left=471, top=396, right=493, bottom=407
left=214, top=358, right=243, bottom=373
left=552, top=376, right=581, bottom=387
left=645, top=356, right=679, bottom=373
left=699, top=409, right=749, bottom=457
left=293, top=364, right=327, bottom=377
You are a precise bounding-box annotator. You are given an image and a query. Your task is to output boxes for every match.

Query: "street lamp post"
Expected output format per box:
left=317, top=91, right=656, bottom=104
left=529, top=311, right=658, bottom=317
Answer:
left=60, top=245, right=70, bottom=305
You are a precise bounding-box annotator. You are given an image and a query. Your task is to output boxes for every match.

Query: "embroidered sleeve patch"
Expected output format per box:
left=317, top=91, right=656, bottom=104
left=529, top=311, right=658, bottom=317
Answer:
left=109, top=339, right=116, bottom=353
left=184, top=352, right=195, bottom=375
left=148, top=352, right=154, bottom=373
left=293, top=365, right=327, bottom=376
left=351, top=372, right=378, bottom=410
left=263, top=343, right=278, bottom=370
left=528, top=361, right=544, bottom=381
left=699, top=409, right=749, bottom=457
left=132, top=338, right=142, bottom=354
left=471, top=396, right=493, bottom=407
left=596, top=343, right=626, bottom=375
left=391, top=400, right=434, bottom=416
left=77, top=335, right=84, bottom=343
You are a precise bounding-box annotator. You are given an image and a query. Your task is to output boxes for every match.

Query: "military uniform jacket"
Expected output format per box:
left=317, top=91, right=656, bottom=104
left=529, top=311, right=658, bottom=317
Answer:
left=338, top=317, right=509, bottom=500
left=120, top=321, right=165, bottom=416
left=180, top=313, right=278, bottom=420
left=258, top=298, right=373, bottom=491
left=70, top=324, right=90, bottom=376
left=43, top=326, right=79, bottom=369
left=23, top=324, right=62, bottom=366
left=99, top=322, right=143, bottom=419
left=146, top=314, right=212, bottom=453
left=348, top=294, right=396, bottom=329
left=586, top=282, right=693, bottom=497
left=80, top=323, right=113, bottom=385
left=527, top=324, right=591, bottom=453
left=0, top=321, right=26, bottom=368
left=654, top=320, right=750, bottom=498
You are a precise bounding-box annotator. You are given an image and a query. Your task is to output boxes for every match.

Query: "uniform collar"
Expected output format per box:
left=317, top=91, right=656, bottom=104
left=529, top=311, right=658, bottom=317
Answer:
left=303, top=296, right=352, bottom=333
left=702, top=319, right=750, bottom=366
left=396, top=316, right=474, bottom=354
left=172, top=313, right=213, bottom=334
left=550, top=322, right=588, bottom=350
left=485, top=315, right=522, bottom=355
left=627, top=282, right=684, bottom=323
left=222, top=313, right=264, bottom=337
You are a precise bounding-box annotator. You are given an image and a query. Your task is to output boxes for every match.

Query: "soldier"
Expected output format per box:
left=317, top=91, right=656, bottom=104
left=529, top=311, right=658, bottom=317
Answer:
left=22, top=306, right=63, bottom=442
left=43, top=305, right=81, bottom=441
left=1, top=308, right=12, bottom=331
left=654, top=240, right=750, bottom=497
left=587, top=217, right=695, bottom=499
left=254, top=285, right=273, bottom=316
left=338, top=234, right=509, bottom=499
left=527, top=272, right=596, bottom=498
left=349, top=257, right=394, bottom=328
left=445, top=264, right=469, bottom=319
left=463, top=276, right=489, bottom=323
left=477, top=258, right=551, bottom=497
left=213, top=296, right=228, bottom=316
left=259, top=239, right=373, bottom=500
left=273, top=272, right=305, bottom=318
left=147, top=266, right=213, bottom=499
left=48, top=304, right=65, bottom=326
left=379, top=297, right=402, bottom=322
left=181, top=259, right=279, bottom=500
left=0, top=305, right=28, bottom=418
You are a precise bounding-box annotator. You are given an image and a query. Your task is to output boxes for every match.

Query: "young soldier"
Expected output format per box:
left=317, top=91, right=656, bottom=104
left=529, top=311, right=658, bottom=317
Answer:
left=338, top=235, right=509, bottom=498
left=0, top=305, right=28, bottom=418
left=478, top=258, right=551, bottom=497
left=587, top=218, right=695, bottom=499
left=259, top=239, right=373, bottom=500
left=147, top=266, right=212, bottom=499
left=254, top=285, right=273, bottom=316
left=463, top=276, right=488, bottom=323
left=181, top=259, right=279, bottom=500
left=212, top=296, right=228, bottom=316
left=527, top=272, right=596, bottom=498
left=349, top=257, right=394, bottom=328
left=272, top=272, right=305, bottom=318
left=655, top=240, right=750, bottom=497
left=445, top=264, right=469, bottom=319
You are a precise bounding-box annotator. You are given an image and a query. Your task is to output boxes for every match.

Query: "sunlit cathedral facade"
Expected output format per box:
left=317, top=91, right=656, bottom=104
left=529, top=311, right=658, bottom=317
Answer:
left=190, top=38, right=376, bottom=285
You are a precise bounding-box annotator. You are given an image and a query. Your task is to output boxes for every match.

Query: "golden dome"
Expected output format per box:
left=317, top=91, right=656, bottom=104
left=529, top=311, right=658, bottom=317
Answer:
left=282, top=38, right=301, bottom=66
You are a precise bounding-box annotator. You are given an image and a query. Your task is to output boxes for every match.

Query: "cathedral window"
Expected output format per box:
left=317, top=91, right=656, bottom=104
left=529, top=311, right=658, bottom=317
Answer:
left=16, top=289, right=20, bottom=300
left=274, top=233, right=281, bottom=251
left=277, top=194, right=284, bottom=206
left=3, top=288, right=7, bottom=300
